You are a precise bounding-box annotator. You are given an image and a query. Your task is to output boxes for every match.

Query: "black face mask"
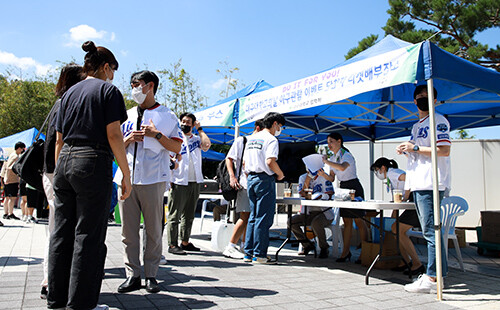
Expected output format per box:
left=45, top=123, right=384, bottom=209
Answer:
left=416, top=97, right=429, bottom=112
left=181, top=124, right=191, bottom=134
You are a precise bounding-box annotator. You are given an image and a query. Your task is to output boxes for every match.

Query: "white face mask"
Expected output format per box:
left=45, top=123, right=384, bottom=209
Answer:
left=105, top=66, right=114, bottom=84
left=274, top=124, right=282, bottom=137
left=375, top=170, right=385, bottom=180
left=132, top=85, right=149, bottom=104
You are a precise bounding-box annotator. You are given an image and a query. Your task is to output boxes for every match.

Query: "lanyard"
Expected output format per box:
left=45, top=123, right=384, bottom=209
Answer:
left=335, top=149, right=346, bottom=163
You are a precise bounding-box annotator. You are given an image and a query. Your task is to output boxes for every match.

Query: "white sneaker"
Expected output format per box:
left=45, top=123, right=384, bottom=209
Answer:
left=223, top=246, right=244, bottom=259
left=159, top=255, right=167, bottom=265
left=92, top=305, right=109, bottom=310
left=404, top=274, right=442, bottom=294
left=22, top=215, right=28, bottom=222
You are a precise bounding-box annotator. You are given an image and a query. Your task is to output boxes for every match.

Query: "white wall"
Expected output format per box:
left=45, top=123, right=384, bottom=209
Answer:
left=344, top=139, right=500, bottom=228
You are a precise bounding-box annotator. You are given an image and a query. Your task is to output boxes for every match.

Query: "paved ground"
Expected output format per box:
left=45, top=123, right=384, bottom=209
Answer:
left=1, top=210, right=500, bottom=310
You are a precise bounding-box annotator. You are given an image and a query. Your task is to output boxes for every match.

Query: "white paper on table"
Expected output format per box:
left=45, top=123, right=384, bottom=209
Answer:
left=302, top=154, right=324, bottom=173
left=142, top=109, right=170, bottom=154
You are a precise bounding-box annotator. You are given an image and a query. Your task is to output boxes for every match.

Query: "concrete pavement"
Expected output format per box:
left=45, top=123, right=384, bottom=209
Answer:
left=1, top=211, right=499, bottom=310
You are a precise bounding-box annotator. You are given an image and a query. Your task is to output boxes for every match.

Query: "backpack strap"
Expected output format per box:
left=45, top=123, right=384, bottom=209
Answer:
left=237, top=136, right=247, bottom=182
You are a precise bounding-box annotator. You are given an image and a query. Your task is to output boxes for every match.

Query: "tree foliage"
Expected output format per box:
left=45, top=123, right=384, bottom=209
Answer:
left=0, top=75, right=57, bottom=138
left=216, top=59, right=243, bottom=99
left=158, top=59, right=206, bottom=116
left=347, top=0, right=500, bottom=71
left=454, top=128, right=476, bottom=139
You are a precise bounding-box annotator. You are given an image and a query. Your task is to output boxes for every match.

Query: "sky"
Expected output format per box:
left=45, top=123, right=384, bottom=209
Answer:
left=1, top=0, right=499, bottom=139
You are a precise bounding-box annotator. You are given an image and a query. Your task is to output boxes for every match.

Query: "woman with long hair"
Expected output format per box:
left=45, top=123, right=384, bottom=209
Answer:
left=47, top=41, right=131, bottom=310
left=40, top=62, right=84, bottom=300
left=323, top=132, right=368, bottom=263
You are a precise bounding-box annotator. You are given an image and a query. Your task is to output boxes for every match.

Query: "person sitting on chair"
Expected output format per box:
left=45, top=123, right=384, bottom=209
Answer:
left=288, top=168, right=334, bottom=259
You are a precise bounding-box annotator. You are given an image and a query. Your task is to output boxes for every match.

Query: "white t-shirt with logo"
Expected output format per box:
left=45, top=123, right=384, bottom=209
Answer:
left=297, top=172, right=335, bottom=220
left=328, top=149, right=357, bottom=182
left=243, top=130, right=279, bottom=176
left=172, top=134, right=204, bottom=185
left=405, top=113, right=451, bottom=191
left=386, top=168, right=405, bottom=192
left=115, top=105, right=183, bottom=185
left=226, top=136, right=248, bottom=189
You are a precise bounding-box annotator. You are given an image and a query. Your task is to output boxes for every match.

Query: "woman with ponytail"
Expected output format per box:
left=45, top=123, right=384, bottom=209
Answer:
left=48, top=41, right=131, bottom=310
left=323, top=132, right=368, bottom=263
left=370, top=157, right=424, bottom=275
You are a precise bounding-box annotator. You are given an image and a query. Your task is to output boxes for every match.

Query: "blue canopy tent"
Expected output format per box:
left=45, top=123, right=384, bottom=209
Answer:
left=0, top=127, right=45, bottom=161
left=198, top=35, right=500, bottom=299
left=238, top=36, right=500, bottom=144
left=194, top=80, right=273, bottom=144
left=201, top=149, right=225, bottom=161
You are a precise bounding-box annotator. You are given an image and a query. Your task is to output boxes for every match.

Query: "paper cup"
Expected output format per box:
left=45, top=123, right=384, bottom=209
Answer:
left=349, top=189, right=356, bottom=201
left=393, top=189, right=403, bottom=203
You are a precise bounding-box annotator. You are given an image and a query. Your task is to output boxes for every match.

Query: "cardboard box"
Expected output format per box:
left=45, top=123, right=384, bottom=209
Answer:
left=361, top=234, right=399, bottom=269
left=481, top=211, right=500, bottom=244
left=448, top=228, right=467, bottom=248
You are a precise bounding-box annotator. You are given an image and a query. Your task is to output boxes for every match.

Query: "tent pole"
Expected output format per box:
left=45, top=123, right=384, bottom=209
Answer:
left=369, top=140, right=374, bottom=200
left=427, top=78, right=443, bottom=301
left=235, top=120, right=240, bottom=139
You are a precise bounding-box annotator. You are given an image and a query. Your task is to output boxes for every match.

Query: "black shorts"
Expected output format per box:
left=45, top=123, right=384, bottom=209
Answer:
left=4, top=183, right=19, bottom=197
left=339, top=178, right=365, bottom=218
left=399, top=210, right=420, bottom=228
left=19, top=181, right=27, bottom=196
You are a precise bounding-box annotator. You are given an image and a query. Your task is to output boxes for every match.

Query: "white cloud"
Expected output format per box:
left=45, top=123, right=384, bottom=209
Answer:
left=120, top=50, right=129, bottom=57
left=0, top=50, right=54, bottom=76
left=211, top=78, right=226, bottom=90
left=64, top=24, right=115, bottom=47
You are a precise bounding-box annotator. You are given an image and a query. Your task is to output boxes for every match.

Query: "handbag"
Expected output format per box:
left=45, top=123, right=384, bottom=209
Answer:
left=12, top=105, right=56, bottom=191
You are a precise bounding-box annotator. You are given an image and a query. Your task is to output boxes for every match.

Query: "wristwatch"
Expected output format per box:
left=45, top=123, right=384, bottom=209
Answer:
left=155, top=132, right=163, bottom=140
left=413, top=145, right=420, bottom=152
left=197, top=127, right=203, bottom=132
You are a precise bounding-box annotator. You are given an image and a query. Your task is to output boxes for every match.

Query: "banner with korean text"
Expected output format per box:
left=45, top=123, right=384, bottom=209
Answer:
left=195, top=99, right=236, bottom=127
left=238, top=43, right=422, bottom=125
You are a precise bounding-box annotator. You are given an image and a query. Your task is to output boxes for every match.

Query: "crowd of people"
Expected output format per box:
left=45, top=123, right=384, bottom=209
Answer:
left=0, top=40, right=451, bottom=308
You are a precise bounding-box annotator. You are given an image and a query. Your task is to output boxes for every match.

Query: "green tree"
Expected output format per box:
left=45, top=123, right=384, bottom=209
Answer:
left=158, top=59, right=206, bottom=116
left=347, top=0, right=500, bottom=71
left=454, top=129, right=476, bottom=139
left=216, top=59, right=243, bottom=99
left=0, top=75, right=57, bottom=138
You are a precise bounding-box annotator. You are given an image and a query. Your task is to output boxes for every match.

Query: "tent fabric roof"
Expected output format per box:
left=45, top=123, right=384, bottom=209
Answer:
left=195, top=36, right=500, bottom=145
left=234, top=36, right=500, bottom=144
left=0, top=127, right=45, bottom=161
left=195, top=80, right=273, bottom=144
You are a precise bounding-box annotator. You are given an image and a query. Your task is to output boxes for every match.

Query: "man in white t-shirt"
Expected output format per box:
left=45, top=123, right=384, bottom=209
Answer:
left=167, top=112, right=211, bottom=255
left=222, top=119, right=264, bottom=259
left=397, top=85, right=451, bottom=294
left=243, top=112, right=285, bottom=264
left=117, top=71, right=183, bottom=294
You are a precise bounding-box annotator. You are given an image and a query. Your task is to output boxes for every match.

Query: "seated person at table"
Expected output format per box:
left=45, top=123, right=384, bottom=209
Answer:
left=370, top=157, right=424, bottom=275
left=212, top=198, right=229, bottom=221
left=288, top=169, right=334, bottom=258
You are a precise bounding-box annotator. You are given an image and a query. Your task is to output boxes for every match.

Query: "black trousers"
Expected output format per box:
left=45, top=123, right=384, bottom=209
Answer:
left=48, top=145, right=113, bottom=309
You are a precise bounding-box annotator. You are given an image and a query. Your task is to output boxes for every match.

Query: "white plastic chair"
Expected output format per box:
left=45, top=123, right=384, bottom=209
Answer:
left=199, top=199, right=216, bottom=233
left=317, top=207, right=343, bottom=259
left=407, top=196, right=469, bottom=271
